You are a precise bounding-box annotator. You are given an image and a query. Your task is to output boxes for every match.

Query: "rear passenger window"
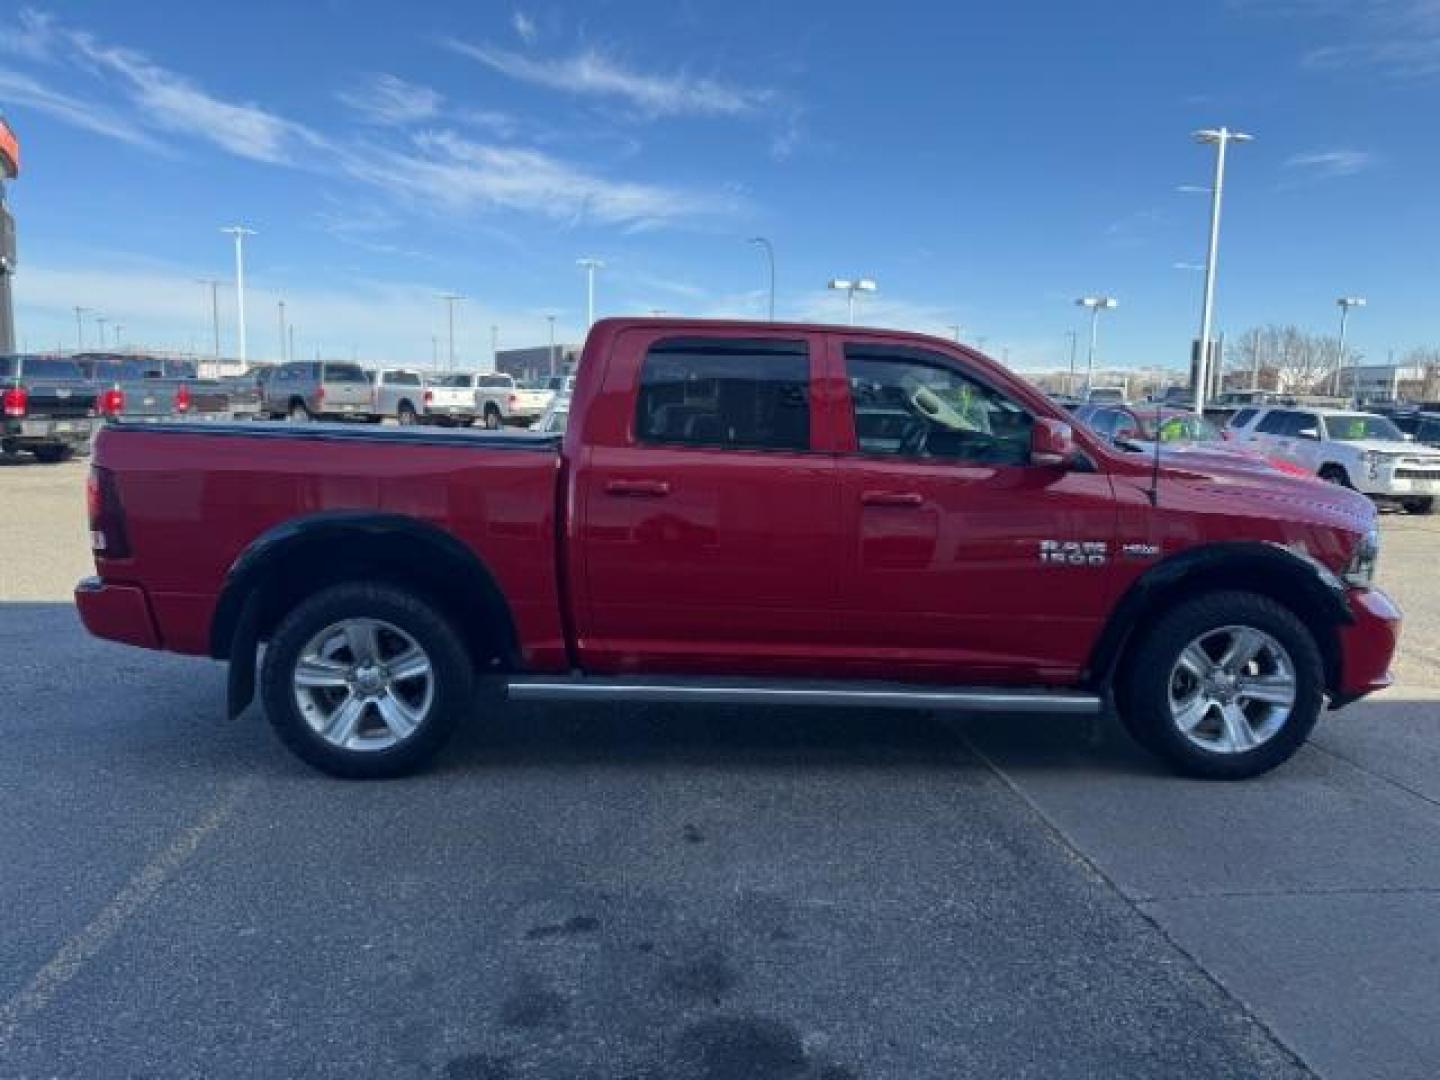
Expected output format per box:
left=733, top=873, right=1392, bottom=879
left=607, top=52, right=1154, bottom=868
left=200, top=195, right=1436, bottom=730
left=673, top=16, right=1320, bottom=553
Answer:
left=635, top=337, right=810, bottom=451
left=1229, top=408, right=1257, bottom=429
left=325, top=364, right=368, bottom=384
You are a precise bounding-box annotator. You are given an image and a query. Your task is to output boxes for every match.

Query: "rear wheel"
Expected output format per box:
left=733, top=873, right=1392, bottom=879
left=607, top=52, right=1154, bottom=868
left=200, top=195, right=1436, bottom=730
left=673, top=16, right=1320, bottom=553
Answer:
left=260, top=583, right=474, bottom=778
left=483, top=406, right=502, bottom=430
left=1403, top=497, right=1434, bottom=515
left=288, top=400, right=311, bottom=423
left=397, top=401, right=418, bottom=426
left=31, top=444, right=74, bottom=464
left=1117, top=591, right=1324, bottom=779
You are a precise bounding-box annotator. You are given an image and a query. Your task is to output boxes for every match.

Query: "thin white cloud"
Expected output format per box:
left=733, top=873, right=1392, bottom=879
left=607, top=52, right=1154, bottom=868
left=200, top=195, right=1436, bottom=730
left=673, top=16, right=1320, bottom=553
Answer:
left=1240, top=0, right=1440, bottom=77
left=512, top=10, right=538, bottom=44
left=445, top=39, right=770, bottom=117
left=338, top=73, right=442, bottom=126
left=0, top=68, right=165, bottom=150
left=0, top=8, right=56, bottom=63
left=1284, top=149, right=1376, bottom=177
left=347, top=130, right=740, bottom=227
left=66, top=32, right=323, bottom=164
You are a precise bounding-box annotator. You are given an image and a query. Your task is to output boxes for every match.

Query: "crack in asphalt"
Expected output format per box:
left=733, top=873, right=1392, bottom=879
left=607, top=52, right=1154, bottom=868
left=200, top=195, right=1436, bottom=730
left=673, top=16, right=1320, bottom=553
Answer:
left=948, top=722, right=1321, bottom=1080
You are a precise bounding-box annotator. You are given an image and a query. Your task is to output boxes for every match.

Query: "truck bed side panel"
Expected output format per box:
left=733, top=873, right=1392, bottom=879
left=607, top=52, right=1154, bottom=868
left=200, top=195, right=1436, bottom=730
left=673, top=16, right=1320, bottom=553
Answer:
left=92, top=425, right=568, bottom=670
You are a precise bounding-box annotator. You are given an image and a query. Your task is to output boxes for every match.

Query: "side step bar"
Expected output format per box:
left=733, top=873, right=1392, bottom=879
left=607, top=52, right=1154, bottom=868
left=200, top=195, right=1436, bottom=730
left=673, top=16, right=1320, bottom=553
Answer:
left=505, top=676, right=1101, bottom=714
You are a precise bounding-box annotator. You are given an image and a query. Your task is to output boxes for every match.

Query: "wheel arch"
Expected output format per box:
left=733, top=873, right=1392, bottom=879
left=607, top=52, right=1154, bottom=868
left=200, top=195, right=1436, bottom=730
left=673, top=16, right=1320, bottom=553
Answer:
left=1089, top=541, right=1351, bottom=698
left=211, top=511, right=522, bottom=715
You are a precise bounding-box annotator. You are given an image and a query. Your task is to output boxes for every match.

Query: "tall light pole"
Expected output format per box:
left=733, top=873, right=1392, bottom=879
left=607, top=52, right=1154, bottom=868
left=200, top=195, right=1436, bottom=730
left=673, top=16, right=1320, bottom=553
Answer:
left=947, top=324, right=962, bottom=343
left=1335, top=296, right=1367, bottom=404
left=490, top=324, right=499, bottom=371
left=1066, top=329, right=1078, bottom=394
left=73, top=305, right=89, bottom=350
left=221, top=226, right=256, bottom=362
left=1191, top=127, right=1253, bottom=415
left=828, top=277, right=877, bottom=325
left=1075, top=296, right=1118, bottom=396
left=748, top=237, right=775, bottom=320
left=195, top=278, right=222, bottom=358
left=113, top=323, right=123, bottom=347
left=577, top=258, right=604, bottom=327
left=288, top=324, right=295, bottom=367
left=430, top=334, right=439, bottom=368
left=95, top=315, right=108, bottom=348
left=277, top=299, right=287, bottom=363
left=439, top=293, right=464, bottom=371
left=546, top=314, right=557, bottom=377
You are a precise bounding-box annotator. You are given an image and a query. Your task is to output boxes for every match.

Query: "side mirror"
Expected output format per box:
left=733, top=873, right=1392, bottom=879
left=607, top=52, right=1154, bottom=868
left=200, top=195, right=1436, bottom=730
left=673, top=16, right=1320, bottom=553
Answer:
left=1031, top=417, right=1075, bottom=467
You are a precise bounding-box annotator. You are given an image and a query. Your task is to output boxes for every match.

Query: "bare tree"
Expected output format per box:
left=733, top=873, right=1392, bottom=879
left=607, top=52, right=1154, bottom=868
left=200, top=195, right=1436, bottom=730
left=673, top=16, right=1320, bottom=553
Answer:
left=1226, top=324, right=1355, bottom=394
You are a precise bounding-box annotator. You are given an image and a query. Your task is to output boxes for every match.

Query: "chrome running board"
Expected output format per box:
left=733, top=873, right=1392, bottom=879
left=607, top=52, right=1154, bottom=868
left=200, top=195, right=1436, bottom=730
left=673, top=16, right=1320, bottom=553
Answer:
left=504, top=676, right=1100, bottom=714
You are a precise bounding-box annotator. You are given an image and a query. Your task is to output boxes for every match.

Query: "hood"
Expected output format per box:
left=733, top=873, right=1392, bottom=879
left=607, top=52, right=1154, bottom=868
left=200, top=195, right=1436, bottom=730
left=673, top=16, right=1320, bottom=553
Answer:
left=1148, top=452, right=1374, bottom=531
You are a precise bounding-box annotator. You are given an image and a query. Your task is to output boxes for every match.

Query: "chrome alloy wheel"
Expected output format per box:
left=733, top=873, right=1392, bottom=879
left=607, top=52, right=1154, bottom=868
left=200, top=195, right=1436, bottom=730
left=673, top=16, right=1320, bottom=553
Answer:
left=292, top=618, right=435, bottom=752
left=1167, top=625, right=1297, bottom=754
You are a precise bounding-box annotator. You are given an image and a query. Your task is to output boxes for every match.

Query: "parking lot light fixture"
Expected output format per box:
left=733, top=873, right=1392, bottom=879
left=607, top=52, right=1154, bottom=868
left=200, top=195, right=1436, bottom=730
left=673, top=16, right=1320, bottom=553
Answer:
left=749, top=237, right=775, bottom=320
left=828, top=277, right=877, bottom=325
left=1335, top=296, right=1367, bottom=403
left=1190, top=127, right=1253, bottom=415
left=1075, top=296, right=1118, bottom=396
left=439, top=293, right=465, bottom=371
left=221, top=226, right=257, bottom=363
left=577, top=258, right=605, bottom=327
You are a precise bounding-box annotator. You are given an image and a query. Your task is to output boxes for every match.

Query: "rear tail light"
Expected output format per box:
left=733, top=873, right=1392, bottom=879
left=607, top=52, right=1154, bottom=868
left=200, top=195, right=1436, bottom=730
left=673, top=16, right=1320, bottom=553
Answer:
left=86, top=466, right=131, bottom=558
left=315, top=385, right=325, bottom=405
left=424, top=389, right=434, bottom=405
left=173, top=383, right=191, bottom=413
left=98, top=386, right=125, bottom=416
left=508, top=393, right=518, bottom=408
left=2, top=385, right=26, bottom=417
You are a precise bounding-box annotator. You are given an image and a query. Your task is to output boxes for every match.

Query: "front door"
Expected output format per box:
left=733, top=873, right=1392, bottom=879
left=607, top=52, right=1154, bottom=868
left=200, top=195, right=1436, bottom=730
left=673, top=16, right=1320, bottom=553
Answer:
left=828, top=337, right=1120, bottom=686
left=574, top=328, right=843, bottom=676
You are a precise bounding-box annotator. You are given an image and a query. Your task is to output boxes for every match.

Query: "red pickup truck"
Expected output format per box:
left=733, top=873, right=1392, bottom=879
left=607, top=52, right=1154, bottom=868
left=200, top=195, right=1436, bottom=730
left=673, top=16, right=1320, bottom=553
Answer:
left=76, top=319, right=1400, bottom=780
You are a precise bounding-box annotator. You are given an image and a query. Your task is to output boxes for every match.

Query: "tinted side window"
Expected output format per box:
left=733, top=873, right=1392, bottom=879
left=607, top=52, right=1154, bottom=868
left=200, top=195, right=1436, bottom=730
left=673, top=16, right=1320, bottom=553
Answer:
left=636, top=338, right=810, bottom=451
left=1418, top=420, right=1440, bottom=443
left=477, top=375, right=512, bottom=388
left=1294, top=413, right=1321, bottom=439
left=384, top=371, right=422, bottom=386
left=1229, top=408, right=1257, bottom=429
left=1254, top=410, right=1295, bottom=435
left=845, top=347, right=1032, bottom=465
left=1086, top=408, right=1121, bottom=436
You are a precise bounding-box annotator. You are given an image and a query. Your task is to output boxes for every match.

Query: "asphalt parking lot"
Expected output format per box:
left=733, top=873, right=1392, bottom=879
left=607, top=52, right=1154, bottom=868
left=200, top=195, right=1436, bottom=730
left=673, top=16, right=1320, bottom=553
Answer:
left=2, top=458, right=1438, bottom=1079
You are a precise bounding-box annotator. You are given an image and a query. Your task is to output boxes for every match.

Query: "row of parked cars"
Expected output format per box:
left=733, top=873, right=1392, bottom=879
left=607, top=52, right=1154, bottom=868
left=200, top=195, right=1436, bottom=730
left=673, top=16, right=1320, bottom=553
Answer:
left=1, top=353, right=577, bottom=463
left=1067, top=395, right=1440, bottom=514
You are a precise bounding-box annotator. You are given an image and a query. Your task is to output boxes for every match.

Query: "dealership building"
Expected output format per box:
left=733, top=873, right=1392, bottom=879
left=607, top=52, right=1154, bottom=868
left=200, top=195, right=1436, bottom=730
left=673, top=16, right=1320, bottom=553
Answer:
left=494, top=344, right=582, bottom=384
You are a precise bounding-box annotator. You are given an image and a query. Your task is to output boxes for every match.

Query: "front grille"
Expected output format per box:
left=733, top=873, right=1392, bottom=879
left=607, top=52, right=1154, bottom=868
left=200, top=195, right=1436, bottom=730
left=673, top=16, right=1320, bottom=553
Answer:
left=1394, top=468, right=1440, bottom=480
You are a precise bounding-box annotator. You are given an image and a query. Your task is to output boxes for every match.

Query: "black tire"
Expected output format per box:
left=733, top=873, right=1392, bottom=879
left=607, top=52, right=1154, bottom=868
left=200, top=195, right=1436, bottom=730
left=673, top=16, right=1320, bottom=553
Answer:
left=1116, top=591, right=1325, bottom=780
left=1319, top=464, right=1352, bottom=487
left=398, top=402, right=418, bottom=425
left=483, top=406, right=502, bottom=430
left=31, top=444, right=74, bottom=464
left=288, top=400, right=311, bottom=423
left=260, top=582, right=474, bottom=778
left=1403, top=497, right=1433, bottom=515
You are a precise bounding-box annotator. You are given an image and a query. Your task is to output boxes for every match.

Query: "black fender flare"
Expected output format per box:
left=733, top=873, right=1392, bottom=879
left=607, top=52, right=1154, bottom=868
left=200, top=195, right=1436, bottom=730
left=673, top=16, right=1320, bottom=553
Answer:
left=1086, top=541, right=1352, bottom=689
left=211, top=511, right=521, bottom=717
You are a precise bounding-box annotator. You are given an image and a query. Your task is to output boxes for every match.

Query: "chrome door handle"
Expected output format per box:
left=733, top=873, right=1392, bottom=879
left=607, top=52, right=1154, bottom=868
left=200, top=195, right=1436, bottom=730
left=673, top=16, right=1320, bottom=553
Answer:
left=605, top=479, right=671, bottom=498
left=861, top=490, right=924, bottom=508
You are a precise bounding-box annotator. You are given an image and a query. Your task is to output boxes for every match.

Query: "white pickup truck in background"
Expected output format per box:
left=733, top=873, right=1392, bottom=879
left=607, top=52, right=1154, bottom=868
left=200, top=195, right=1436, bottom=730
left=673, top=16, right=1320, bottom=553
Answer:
left=422, top=373, right=481, bottom=427
left=1228, top=405, right=1440, bottom=514
left=475, top=373, right=551, bottom=429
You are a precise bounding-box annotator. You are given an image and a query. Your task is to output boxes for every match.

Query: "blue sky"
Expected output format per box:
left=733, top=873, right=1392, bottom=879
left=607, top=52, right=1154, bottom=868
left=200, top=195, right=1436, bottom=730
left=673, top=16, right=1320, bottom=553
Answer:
left=0, top=0, right=1436, bottom=370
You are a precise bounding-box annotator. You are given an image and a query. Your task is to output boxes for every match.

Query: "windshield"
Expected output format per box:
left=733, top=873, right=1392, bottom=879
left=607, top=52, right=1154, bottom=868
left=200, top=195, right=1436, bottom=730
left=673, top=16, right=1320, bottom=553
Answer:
left=1139, top=413, right=1222, bottom=442
left=1324, top=414, right=1404, bottom=442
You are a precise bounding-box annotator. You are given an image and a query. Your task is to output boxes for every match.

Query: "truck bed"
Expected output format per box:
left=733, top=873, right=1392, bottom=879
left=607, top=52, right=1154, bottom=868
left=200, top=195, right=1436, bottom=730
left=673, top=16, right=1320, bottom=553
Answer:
left=90, top=420, right=567, bottom=667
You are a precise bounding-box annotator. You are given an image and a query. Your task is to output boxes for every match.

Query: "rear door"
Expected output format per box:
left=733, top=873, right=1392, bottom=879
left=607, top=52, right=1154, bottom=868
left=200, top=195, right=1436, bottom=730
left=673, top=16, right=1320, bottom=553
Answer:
left=574, top=328, right=843, bottom=676
left=828, top=336, right=1120, bottom=686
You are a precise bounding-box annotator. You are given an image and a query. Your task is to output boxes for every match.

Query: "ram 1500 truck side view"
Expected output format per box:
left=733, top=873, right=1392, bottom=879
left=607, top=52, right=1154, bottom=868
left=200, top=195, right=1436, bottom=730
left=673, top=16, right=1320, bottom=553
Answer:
left=76, top=319, right=1400, bottom=780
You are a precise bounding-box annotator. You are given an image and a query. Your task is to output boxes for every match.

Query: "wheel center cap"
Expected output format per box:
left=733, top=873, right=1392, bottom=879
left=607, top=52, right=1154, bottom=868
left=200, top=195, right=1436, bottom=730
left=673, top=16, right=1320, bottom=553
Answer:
left=354, top=665, right=385, bottom=694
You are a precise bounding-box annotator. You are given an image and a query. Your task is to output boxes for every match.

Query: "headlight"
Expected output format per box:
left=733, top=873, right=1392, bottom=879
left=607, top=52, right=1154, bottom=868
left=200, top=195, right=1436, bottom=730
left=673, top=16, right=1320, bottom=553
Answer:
left=1344, top=524, right=1380, bottom=586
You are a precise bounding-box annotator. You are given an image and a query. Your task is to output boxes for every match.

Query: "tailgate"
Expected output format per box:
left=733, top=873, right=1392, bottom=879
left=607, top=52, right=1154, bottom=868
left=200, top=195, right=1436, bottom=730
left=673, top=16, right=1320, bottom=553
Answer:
left=428, top=389, right=475, bottom=411
left=19, top=380, right=98, bottom=419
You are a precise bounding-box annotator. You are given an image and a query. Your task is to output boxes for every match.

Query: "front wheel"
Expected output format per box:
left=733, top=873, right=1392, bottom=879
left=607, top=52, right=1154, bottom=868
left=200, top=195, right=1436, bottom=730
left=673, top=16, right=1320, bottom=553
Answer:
left=259, top=583, right=474, bottom=778
left=397, top=402, right=418, bottom=426
left=1403, top=497, right=1433, bottom=515
left=483, top=407, right=502, bottom=430
left=1117, top=591, right=1324, bottom=780
left=288, top=401, right=312, bottom=423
